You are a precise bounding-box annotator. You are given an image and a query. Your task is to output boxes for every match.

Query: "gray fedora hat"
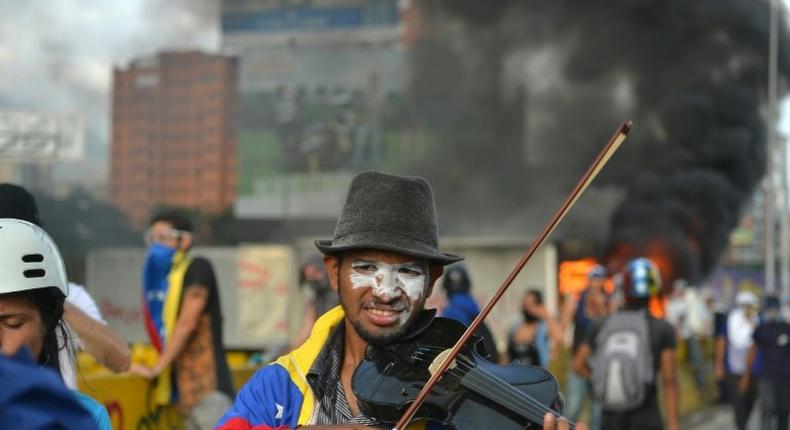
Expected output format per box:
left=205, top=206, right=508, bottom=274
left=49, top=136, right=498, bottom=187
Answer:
left=315, top=171, right=462, bottom=265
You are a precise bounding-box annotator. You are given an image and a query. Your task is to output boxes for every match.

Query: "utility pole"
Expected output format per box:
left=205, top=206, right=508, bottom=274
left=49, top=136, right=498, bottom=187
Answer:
left=766, top=0, right=780, bottom=295
left=781, top=138, right=789, bottom=296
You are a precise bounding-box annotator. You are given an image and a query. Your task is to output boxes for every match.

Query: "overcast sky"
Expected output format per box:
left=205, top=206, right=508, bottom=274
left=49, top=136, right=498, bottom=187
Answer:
left=0, top=0, right=219, bottom=185
left=0, top=0, right=788, bottom=188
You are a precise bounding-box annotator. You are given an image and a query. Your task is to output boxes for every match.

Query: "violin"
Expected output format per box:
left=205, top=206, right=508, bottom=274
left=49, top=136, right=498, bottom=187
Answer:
left=352, top=312, right=569, bottom=429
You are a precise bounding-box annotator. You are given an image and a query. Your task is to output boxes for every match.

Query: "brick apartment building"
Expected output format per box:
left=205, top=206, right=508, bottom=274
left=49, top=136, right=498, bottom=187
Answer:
left=110, top=51, right=238, bottom=228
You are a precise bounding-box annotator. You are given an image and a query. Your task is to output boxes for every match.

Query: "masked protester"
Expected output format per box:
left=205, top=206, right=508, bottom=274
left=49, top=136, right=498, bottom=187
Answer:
left=0, top=219, right=110, bottom=429
left=506, top=290, right=551, bottom=367
left=131, top=213, right=233, bottom=430
left=740, top=296, right=790, bottom=430
left=292, top=254, right=339, bottom=350
left=301, top=254, right=338, bottom=319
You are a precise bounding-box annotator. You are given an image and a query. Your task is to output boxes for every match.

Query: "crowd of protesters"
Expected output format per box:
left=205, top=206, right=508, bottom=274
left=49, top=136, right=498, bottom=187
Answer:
left=2, top=174, right=789, bottom=430
left=432, top=257, right=789, bottom=430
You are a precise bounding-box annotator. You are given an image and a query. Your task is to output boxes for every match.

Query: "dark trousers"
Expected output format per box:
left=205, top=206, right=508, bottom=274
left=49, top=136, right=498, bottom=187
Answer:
left=728, top=373, right=759, bottom=430
left=685, top=337, right=705, bottom=390
left=601, top=400, right=663, bottom=430
left=760, top=377, right=790, bottom=430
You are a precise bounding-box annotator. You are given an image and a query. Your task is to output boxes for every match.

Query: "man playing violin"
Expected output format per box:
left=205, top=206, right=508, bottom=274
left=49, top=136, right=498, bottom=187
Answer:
left=216, top=171, right=579, bottom=430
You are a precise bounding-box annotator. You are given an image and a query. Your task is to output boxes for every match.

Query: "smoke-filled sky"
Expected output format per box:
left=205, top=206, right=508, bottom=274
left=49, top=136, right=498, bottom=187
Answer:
left=0, top=0, right=789, bottom=189
left=0, top=0, right=220, bottom=186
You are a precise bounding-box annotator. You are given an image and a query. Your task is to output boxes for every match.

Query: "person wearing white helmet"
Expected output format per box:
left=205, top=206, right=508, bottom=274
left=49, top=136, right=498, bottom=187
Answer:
left=715, top=290, right=760, bottom=430
left=0, top=218, right=110, bottom=429
left=0, top=183, right=131, bottom=388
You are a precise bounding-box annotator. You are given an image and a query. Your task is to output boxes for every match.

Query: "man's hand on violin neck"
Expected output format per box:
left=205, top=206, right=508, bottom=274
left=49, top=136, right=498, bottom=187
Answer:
left=543, top=413, right=586, bottom=430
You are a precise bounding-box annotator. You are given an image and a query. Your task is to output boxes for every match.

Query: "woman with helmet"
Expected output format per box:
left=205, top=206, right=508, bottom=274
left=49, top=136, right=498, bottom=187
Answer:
left=0, top=218, right=110, bottom=429
left=572, top=257, right=679, bottom=430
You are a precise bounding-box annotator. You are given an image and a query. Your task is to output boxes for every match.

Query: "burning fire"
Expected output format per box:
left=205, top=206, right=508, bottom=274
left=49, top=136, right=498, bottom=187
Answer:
left=558, top=258, right=614, bottom=296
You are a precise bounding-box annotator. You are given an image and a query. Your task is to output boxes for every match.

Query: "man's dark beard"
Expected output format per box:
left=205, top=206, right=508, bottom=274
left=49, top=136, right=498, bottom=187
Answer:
left=336, top=264, right=425, bottom=346
left=351, top=313, right=418, bottom=346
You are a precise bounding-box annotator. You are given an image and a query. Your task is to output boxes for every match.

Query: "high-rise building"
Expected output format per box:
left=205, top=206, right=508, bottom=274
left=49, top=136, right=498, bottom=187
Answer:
left=110, top=51, right=238, bottom=227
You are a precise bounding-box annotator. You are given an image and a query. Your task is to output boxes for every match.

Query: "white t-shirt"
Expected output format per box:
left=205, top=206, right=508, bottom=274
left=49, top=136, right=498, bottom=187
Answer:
left=726, top=307, right=757, bottom=375
left=59, top=282, right=105, bottom=389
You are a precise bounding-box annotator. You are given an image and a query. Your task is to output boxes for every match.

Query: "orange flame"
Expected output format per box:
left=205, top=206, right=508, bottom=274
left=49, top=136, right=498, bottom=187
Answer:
left=559, top=258, right=614, bottom=296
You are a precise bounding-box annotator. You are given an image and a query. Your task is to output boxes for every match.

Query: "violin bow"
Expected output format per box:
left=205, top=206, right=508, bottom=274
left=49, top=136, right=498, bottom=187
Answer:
left=393, top=121, right=633, bottom=430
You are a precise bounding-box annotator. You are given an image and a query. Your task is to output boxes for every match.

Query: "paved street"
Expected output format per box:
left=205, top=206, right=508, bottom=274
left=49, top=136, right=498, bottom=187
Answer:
left=681, top=404, right=760, bottom=430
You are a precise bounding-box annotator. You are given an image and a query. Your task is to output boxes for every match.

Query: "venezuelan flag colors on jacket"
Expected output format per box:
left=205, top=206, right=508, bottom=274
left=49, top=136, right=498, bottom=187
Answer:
left=216, top=306, right=438, bottom=430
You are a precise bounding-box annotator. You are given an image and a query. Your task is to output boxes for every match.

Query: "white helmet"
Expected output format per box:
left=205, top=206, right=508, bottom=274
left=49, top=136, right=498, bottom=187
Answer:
left=0, top=218, right=68, bottom=297
left=735, top=290, right=758, bottom=307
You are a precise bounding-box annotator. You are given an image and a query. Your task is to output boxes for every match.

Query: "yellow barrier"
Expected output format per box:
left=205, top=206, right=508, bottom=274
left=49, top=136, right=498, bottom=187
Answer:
left=77, top=346, right=258, bottom=430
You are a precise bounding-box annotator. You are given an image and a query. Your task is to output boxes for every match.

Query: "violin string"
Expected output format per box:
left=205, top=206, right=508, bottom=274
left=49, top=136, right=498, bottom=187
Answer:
left=412, top=346, right=575, bottom=428
left=411, top=348, right=574, bottom=429
left=454, top=365, right=554, bottom=425
left=417, top=347, right=563, bottom=421
left=411, top=350, right=560, bottom=427
left=412, top=346, right=563, bottom=418
left=411, top=349, right=573, bottom=429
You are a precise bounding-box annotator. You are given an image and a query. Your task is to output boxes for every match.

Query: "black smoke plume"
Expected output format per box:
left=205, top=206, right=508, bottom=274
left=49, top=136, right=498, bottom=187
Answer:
left=407, top=0, right=790, bottom=284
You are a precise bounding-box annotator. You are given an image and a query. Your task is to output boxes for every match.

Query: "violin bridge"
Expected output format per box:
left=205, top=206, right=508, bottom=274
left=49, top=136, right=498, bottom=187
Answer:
left=428, top=349, right=457, bottom=377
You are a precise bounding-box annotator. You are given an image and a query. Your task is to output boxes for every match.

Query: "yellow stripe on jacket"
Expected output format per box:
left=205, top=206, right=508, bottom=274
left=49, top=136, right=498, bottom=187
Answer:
left=154, top=250, right=191, bottom=405
left=275, top=305, right=427, bottom=429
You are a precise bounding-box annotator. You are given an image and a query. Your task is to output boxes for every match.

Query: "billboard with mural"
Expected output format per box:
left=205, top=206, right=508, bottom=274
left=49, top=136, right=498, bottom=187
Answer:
left=222, top=0, right=415, bottom=201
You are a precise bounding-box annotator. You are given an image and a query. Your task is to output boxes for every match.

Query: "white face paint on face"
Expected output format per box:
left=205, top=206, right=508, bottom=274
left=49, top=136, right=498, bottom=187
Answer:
left=349, top=260, right=428, bottom=301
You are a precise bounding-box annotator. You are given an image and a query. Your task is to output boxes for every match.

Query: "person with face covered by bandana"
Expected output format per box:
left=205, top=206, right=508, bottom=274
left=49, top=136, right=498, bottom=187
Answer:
left=505, top=290, right=551, bottom=367
left=130, top=212, right=234, bottom=430
left=292, top=254, right=340, bottom=350
left=740, top=296, right=790, bottom=430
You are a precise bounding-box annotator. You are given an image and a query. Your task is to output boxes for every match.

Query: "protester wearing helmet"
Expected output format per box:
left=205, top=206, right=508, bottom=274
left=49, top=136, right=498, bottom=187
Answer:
left=440, top=263, right=477, bottom=326
left=622, top=257, right=663, bottom=302
left=0, top=182, right=131, bottom=388
left=439, top=263, right=499, bottom=363
left=572, top=257, right=679, bottom=430
left=0, top=218, right=110, bottom=429
left=715, top=290, right=760, bottom=430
